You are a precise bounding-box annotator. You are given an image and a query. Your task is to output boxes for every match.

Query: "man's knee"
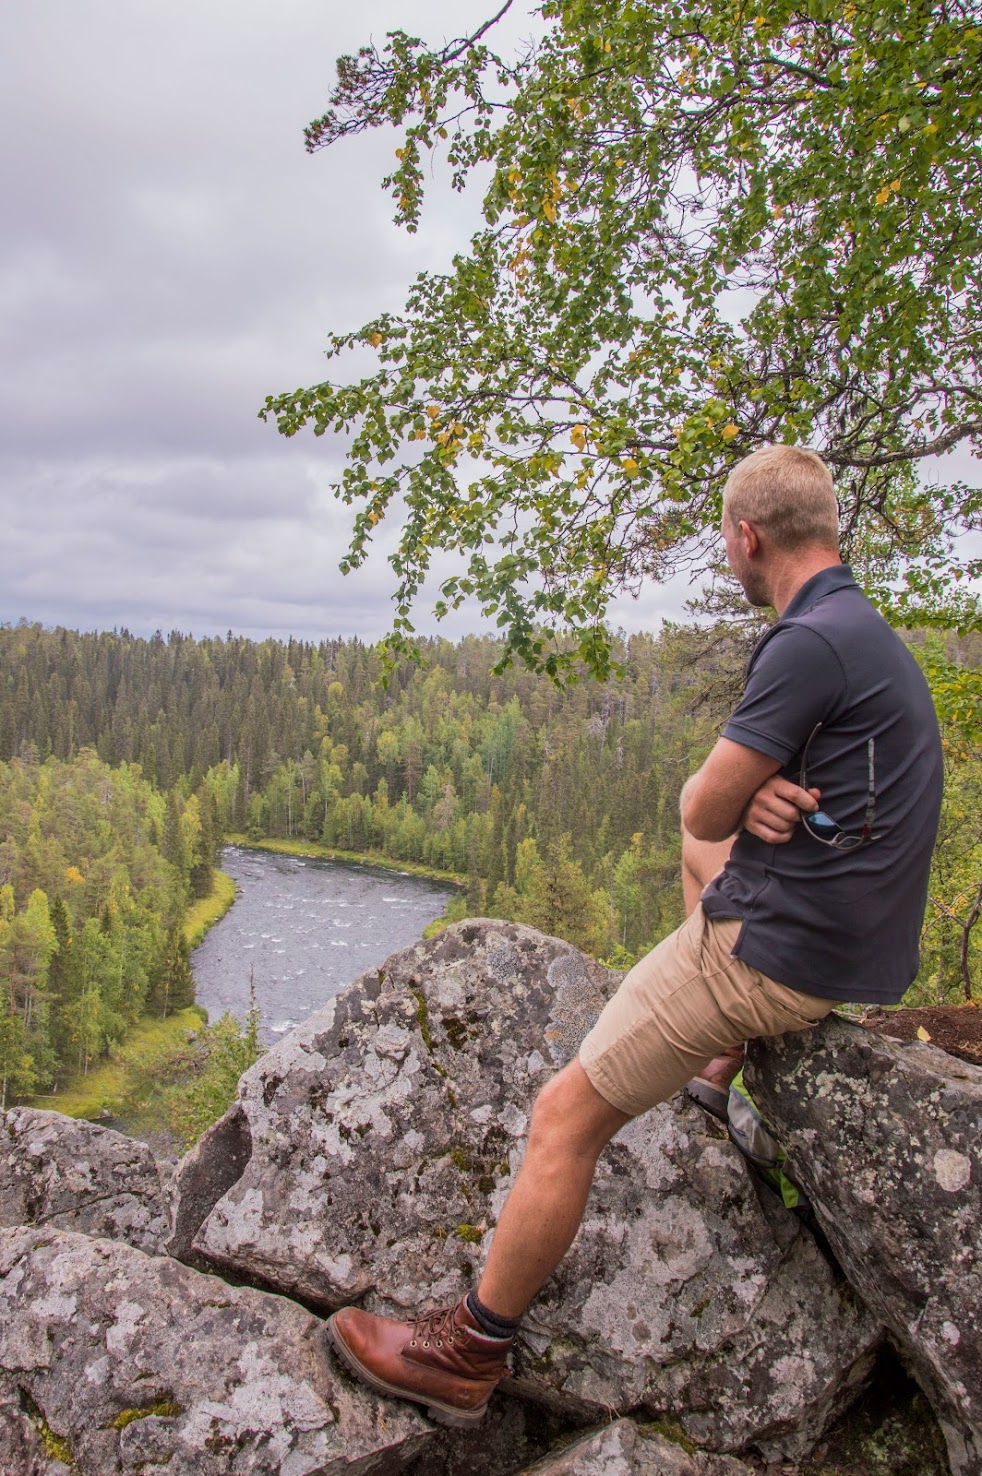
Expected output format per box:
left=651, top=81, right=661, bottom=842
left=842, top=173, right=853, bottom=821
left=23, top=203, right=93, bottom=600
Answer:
left=681, top=826, right=734, bottom=896
left=527, top=1059, right=630, bottom=1159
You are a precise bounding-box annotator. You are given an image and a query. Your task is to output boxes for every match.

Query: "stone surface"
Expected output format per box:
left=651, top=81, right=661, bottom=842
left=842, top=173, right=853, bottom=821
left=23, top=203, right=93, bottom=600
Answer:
left=403, top=1399, right=576, bottom=1476
left=747, top=1014, right=982, bottom=1476
left=522, top=1419, right=758, bottom=1474
left=0, top=1380, right=74, bottom=1475
left=170, top=920, right=881, bottom=1458
left=0, top=1226, right=432, bottom=1475
left=1, top=1107, right=172, bottom=1254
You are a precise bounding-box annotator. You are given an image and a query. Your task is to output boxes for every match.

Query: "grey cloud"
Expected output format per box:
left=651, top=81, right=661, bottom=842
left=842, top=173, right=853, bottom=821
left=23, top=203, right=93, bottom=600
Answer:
left=0, top=0, right=693, bottom=646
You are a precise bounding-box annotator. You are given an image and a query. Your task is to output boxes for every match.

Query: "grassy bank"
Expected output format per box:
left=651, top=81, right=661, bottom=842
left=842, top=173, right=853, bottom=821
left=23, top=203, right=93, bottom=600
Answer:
left=29, top=1007, right=208, bottom=1122
left=184, top=867, right=237, bottom=949
left=225, top=833, right=466, bottom=889
left=27, top=868, right=238, bottom=1126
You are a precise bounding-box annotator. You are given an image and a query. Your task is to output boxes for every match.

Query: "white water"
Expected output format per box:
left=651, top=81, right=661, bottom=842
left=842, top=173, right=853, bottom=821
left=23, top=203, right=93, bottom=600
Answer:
left=191, top=846, right=451, bottom=1044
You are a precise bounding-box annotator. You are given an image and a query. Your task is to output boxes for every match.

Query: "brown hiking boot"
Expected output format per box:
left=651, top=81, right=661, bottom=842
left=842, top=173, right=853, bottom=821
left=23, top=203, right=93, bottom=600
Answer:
left=325, top=1297, right=512, bottom=1428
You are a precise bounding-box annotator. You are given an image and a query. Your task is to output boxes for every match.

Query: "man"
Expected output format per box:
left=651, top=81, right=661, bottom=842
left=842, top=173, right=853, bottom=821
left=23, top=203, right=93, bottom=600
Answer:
left=326, top=445, right=943, bottom=1428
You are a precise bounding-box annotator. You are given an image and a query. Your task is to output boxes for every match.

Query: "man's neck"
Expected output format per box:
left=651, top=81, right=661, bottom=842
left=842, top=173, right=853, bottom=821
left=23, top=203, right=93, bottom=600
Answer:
left=769, top=551, right=843, bottom=617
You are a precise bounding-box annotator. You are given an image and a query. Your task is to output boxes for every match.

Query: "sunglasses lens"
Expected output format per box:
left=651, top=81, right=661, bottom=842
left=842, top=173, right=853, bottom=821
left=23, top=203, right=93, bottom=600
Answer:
left=807, top=811, right=839, bottom=836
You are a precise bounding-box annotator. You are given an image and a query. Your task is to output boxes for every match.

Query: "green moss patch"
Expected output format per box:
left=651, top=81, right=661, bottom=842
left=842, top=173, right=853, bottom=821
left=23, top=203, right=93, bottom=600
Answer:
left=20, top=1388, right=76, bottom=1469
left=112, top=1400, right=183, bottom=1429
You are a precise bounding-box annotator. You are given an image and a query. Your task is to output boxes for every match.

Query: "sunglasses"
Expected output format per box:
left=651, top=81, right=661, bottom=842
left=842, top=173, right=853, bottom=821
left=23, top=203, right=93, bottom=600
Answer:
left=799, top=723, right=878, bottom=851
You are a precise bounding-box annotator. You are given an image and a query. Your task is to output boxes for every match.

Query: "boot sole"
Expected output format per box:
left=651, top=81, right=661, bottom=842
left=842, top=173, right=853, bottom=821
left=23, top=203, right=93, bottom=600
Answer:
left=324, top=1313, right=490, bottom=1429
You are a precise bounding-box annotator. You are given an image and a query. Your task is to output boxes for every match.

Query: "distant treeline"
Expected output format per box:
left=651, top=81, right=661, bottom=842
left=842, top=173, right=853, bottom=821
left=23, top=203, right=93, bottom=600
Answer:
left=1, top=620, right=980, bottom=1009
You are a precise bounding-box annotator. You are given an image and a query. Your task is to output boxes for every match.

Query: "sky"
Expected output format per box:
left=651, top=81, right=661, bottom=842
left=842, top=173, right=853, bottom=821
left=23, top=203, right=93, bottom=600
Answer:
left=0, top=1, right=699, bottom=647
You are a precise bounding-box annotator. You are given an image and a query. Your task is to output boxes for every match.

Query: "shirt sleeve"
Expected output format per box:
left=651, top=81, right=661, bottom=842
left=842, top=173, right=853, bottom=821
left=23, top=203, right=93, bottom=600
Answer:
left=722, top=623, right=847, bottom=766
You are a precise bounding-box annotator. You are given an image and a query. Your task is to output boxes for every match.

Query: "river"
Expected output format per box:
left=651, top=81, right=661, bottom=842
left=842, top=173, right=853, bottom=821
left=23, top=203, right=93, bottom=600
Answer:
left=191, top=846, right=452, bottom=1045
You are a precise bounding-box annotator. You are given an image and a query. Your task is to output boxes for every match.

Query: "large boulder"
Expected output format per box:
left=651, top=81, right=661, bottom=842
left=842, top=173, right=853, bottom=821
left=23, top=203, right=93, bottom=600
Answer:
left=522, top=1419, right=758, bottom=1474
left=169, top=921, right=881, bottom=1459
left=1, top=1107, right=171, bottom=1254
left=747, top=1014, right=982, bottom=1476
left=0, top=1225, right=432, bottom=1474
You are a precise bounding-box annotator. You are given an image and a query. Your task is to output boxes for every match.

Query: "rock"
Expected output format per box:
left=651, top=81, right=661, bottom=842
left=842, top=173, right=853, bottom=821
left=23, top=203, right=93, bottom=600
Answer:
left=0, top=1225, right=432, bottom=1474
left=170, top=920, right=881, bottom=1459
left=1, top=1107, right=172, bottom=1254
left=522, top=1419, right=758, bottom=1474
left=747, top=1014, right=982, bottom=1476
left=0, top=1379, right=74, bottom=1474
left=403, top=1398, right=576, bottom=1476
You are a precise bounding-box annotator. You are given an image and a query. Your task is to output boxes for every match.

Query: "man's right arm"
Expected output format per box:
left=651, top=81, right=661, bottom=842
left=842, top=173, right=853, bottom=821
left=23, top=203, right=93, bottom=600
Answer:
left=696, top=622, right=844, bottom=844
left=681, top=743, right=819, bottom=845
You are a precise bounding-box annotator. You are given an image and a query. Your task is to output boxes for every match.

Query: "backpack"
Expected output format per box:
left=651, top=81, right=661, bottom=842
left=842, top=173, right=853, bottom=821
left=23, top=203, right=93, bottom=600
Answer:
left=726, top=1069, right=810, bottom=1213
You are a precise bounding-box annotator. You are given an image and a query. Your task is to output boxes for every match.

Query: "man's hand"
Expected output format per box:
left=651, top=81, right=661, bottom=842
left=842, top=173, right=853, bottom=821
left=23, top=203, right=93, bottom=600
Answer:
left=681, top=738, right=783, bottom=842
left=741, top=776, right=821, bottom=844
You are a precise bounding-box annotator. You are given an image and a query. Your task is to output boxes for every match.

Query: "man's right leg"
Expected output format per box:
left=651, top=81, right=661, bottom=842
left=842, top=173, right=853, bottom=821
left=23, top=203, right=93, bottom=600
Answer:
left=327, top=906, right=829, bottom=1425
left=326, top=1058, right=630, bottom=1426
left=477, top=1059, right=631, bottom=1317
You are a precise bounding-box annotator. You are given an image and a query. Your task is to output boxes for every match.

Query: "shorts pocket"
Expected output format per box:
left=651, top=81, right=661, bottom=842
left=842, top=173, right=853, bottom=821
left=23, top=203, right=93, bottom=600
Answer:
left=753, top=973, right=834, bottom=1030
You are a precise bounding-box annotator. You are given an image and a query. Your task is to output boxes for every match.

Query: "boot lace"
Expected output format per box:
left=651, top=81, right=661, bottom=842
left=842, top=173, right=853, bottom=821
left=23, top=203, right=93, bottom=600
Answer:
left=409, top=1303, right=460, bottom=1350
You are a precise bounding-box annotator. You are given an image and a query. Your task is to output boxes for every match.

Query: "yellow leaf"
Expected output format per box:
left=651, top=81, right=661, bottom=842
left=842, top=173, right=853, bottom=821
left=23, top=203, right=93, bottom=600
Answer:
left=891, top=178, right=902, bottom=192
left=875, top=186, right=891, bottom=205
left=426, top=405, right=441, bottom=420
left=721, top=423, right=740, bottom=440
left=924, top=120, right=938, bottom=134
left=543, top=199, right=557, bottom=223
left=369, top=332, right=383, bottom=348
left=570, top=424, right=587, bottom=450
left=368, top=510, right=381, bottom=527
left=916, top=1025, right=932, bottom=1041
left=622, top=457, right=640, bottom=475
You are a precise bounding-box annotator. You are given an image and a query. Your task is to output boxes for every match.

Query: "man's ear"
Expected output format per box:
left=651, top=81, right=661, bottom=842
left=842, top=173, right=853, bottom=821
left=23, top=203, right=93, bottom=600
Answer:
left=738, top=519, right=760, bottom=557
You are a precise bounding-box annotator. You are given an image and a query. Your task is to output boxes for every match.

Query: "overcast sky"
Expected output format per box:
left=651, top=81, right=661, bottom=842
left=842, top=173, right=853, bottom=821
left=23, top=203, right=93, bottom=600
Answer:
left=0, top=0, right=702, bottom=647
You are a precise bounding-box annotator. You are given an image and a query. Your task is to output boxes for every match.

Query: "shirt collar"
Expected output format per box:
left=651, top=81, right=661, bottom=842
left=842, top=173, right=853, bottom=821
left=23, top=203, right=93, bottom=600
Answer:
left=780, top=563, right=857, bottom=621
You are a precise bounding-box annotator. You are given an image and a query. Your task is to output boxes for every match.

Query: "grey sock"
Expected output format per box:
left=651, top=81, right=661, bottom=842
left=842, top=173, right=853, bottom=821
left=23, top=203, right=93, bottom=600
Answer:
left=466, top=1289, right=520, bottom=1339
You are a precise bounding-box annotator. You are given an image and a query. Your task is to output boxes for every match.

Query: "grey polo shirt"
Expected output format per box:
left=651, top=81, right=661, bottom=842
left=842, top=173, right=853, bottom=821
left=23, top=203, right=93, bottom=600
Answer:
left=701, top=565, right=943, bottom=1005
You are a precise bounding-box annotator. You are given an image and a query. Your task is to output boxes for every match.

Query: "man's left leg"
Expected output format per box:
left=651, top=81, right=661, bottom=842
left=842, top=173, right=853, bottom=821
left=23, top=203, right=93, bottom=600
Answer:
left=681, top=826, right=744, bottom=1111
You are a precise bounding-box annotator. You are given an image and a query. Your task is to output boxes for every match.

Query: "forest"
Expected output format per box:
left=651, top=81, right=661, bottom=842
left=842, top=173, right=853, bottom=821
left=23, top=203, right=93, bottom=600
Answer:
left=0, top=615, right=979, bottom=1111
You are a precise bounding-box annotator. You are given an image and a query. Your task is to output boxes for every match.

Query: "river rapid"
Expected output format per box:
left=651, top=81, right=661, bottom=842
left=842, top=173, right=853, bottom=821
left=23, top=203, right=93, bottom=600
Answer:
left=191, top=846, right=452, bottom=1045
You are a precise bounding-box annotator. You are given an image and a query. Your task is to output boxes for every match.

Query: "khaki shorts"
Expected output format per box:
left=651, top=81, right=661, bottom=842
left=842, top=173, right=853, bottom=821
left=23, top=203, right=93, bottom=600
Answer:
left=579, top=905, right=837, bottom=1118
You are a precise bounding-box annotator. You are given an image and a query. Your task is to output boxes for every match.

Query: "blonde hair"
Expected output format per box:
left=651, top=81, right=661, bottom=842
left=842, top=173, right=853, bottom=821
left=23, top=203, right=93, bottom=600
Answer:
left=724, top=445, right=839, bottom=551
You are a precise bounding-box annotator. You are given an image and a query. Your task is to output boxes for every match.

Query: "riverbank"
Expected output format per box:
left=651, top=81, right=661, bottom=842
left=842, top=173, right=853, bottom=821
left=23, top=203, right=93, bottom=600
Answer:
left=28, top=1006, right=208, bottom=1124
left=183, top=868, right=238, bottom=949
left=25, top=869, right=237, bottom=1130
left=225, top=833, right=466, bottom=890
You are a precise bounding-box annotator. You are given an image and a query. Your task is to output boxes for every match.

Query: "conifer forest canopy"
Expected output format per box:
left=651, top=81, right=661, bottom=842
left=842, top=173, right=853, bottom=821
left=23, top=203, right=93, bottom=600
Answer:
left=262, top=0, right=982, bottom=679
